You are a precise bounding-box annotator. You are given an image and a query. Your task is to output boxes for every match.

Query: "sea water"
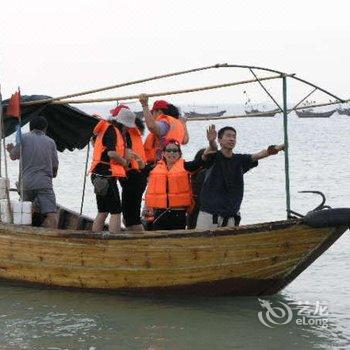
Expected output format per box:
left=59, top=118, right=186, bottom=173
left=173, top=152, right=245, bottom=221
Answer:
left=0, top=108, right=349, bottom=349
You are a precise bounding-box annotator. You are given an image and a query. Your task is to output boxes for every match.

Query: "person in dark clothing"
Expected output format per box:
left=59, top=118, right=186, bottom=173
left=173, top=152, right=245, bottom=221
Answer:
left=120, top=169, right=148, bottom=229
left=117, top=111, right=147, bottom=231
left=7, top=116, right=59, bottom=229
left=90, top=107, right=136, bottom=234
left=186, top=148, right=207, bottom=229
left=196, top=126, right=284, bottom=229
left=90, top=125, right=123, bottom=216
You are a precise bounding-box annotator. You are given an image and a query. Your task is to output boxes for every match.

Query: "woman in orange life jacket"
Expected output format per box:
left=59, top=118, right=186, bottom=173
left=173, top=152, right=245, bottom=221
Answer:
left=90, top=106, right=142, bottom=234
left=138, top=94, right=189, bottom=164
left=111, top=105, right=148, bottom=231
left=144, top=130, right=217, bottom=231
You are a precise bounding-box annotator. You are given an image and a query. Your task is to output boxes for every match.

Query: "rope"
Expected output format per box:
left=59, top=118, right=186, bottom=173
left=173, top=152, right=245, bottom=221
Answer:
left=79, top=142, right=90, bottom=216
left=52, top=74, right=289, bottom=104
left=20, top=64, right=225, bottom=106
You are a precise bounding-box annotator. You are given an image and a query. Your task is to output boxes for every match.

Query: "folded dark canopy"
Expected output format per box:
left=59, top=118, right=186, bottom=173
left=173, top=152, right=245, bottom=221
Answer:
left=1, top=95, right=98, bottom=152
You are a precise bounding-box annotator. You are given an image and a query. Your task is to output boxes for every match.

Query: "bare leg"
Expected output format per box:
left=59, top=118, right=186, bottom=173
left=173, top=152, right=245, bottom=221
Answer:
left=42, top=212, right=58, bottom=229
left=92, top=212, right=108, bottom=232
left=109, top=214, right=121, bottom=234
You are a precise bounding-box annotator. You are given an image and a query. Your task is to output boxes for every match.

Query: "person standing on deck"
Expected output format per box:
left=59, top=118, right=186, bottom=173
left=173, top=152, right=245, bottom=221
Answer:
left=138, top=94, right=189, bottom=164
left=111, top=105, right=147, bottom=231
left=6, top=116, right=59, bottom=229
left=90, top=107, right=140, bottom=234
left=196, top=126, right=284, bottom=229
left=144, top=137, right=216, bottom=231
left=143, top=126, right=217, bottom=231
left=186, top=148, right=207, bottom=230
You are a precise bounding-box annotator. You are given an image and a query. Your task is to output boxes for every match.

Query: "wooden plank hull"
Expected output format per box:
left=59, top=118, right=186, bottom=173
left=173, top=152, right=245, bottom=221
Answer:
left=0, top=221, right=347, bottom=296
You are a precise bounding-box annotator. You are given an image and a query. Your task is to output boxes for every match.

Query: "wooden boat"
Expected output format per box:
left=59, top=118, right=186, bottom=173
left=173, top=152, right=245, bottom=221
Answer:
left=1, top=71, right=349, bottom=297
left=245, top=108, right=279, bottom=117
left=296, top=110, right=335, bottom=118
left=184, top=110, right=226, bottom=118
left=0, top=206, right=349, bottom=296
left=337, top=108, right=350, bottom=116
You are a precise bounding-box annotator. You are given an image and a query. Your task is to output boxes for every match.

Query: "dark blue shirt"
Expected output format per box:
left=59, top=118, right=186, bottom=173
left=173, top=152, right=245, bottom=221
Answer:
left=200, top=151, right=258, bottom=217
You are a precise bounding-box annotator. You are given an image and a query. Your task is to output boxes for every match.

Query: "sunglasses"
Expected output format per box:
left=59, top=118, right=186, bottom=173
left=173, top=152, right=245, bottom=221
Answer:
left=164, top=148, right=180, bottom=153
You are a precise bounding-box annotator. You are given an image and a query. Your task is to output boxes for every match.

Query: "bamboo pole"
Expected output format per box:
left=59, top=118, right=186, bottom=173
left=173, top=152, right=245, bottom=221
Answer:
left=0, top=85, right=2, bottom=177
left=14, top=63, right=346, bottom=110
left=186, top=112, right=277, bottom=121
left=53, top=74, right=289, bottom=105
left=249, top=68, right=282, bottom=112
left=18, top=87, right=23, bottom=202
left=222, top=64, right=344, bottom=102
left=20, top=64, right=226, bottom=106
left=292, top=76, right=345, bottom=103
left=291, top=87, right=318, bottom=112
left=79, top=142, right=90, bottom=216
left=0, top=87, right=14, bottom=224
left=282, top=76, right=291, bottom=218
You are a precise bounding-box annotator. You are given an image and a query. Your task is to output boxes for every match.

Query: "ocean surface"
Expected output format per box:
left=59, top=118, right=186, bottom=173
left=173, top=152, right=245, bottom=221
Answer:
left=0, top=106, right=349, bottom=349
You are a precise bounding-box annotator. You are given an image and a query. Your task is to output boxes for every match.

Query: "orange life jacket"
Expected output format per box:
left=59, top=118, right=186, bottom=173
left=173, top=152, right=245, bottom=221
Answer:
left=145, top=159, right=193, bottom=209
left=90, top=119, right=126, bottom=178
left=126, top=127, right=146, bottom=171
left=144, top=114, right=186, bottom=163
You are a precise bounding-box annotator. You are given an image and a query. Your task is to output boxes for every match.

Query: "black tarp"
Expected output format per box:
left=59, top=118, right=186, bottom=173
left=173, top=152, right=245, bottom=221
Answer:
left=1, top=95, right=98, bottom=152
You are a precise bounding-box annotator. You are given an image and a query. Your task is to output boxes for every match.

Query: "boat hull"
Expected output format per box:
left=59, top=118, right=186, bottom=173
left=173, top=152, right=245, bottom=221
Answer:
left=184, top=110, right=226, bottom=118
left=0, top=220, right=347, bottom=296
left=337, top=108, right=350, bottom=116
left=296, top=110, right=335, bottom=118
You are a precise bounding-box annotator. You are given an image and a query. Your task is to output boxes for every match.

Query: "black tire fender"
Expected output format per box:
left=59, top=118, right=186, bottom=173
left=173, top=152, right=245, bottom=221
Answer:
left=303, top=208, right=350, bottom=228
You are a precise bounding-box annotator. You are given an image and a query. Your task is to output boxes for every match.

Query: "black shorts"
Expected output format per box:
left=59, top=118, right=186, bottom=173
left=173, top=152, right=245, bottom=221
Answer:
left=91, top=175, right=122, bottom=214
left=152, top=209, right=187, bottom=231
left=119, top=170, right=147, bottom=226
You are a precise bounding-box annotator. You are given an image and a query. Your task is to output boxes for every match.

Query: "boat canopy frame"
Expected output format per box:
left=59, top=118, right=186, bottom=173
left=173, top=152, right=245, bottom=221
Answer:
left=2, top=62, right=350, bottom=219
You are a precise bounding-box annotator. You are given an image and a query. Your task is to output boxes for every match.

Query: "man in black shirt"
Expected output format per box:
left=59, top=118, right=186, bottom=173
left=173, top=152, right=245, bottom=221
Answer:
left=196, top=126, right=284, bottom=229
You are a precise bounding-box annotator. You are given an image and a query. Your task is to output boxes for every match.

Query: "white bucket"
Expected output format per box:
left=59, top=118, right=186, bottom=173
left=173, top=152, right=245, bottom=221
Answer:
left=0, top=200, right=32, bottom=225
left=0, top=177, right=10, bottom=200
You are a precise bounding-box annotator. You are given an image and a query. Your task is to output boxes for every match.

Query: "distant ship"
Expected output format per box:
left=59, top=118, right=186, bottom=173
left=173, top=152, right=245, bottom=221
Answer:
left=244, top=108, right=279, bottom=117
left=184, top=110, right=226, bottom=118
left=337, top=108, right=350, bottom=116
left=295, top=109, right=335, bottom=118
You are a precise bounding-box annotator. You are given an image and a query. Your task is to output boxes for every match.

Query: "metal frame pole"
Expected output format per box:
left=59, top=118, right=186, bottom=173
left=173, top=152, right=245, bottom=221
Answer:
left=282, top=75, right=291, bottom=218
left=79, top=142, right=90, bottom=216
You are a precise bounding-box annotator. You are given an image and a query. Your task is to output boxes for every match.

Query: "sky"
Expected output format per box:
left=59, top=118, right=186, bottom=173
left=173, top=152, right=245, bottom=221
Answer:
left=1, top=0, right=350, bottom=107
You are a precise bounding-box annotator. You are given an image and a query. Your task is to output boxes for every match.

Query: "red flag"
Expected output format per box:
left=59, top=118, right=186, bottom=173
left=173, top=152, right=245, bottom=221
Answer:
left=6, top=91, right=21, bottom=118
